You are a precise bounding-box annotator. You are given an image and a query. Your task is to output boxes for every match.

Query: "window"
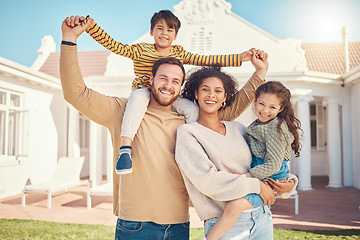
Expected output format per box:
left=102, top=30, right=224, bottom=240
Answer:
left=310, top=102, right=326, bottom=150
left=0, top=88, right=25, bottom=160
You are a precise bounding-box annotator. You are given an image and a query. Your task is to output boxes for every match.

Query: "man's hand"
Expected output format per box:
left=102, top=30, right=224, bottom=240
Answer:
left=61, top=15, right=93, bottom=43
left=258, top=180, right=276, bottom=206
left=266, top=178, right=294, bottom=195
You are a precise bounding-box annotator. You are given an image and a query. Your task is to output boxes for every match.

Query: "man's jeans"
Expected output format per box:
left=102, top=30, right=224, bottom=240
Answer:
left=204, top=206, right=273, bottom=240
left=115, top=219, right=190, bottom=240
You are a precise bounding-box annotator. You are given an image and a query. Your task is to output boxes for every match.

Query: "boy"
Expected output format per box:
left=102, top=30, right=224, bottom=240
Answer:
left=85, top=10, right=255, bottom=175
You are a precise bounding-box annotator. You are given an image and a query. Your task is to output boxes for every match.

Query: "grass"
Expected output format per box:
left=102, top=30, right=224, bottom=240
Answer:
left=0, top=219, right=359, bottom=239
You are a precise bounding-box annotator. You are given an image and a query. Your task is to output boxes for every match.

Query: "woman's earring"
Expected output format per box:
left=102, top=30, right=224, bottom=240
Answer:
left=194, top=99, right=198, bottom=104
left=221, top=101, right=226, bottom=108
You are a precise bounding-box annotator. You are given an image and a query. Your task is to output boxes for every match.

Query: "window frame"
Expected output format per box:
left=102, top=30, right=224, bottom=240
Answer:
left=309, top=102, right=326, bottom=151
left=0, top=88, right=26, bottom=162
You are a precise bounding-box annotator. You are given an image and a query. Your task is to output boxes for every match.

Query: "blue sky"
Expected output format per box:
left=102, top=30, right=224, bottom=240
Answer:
left=1, top=0, right=359, bottom=67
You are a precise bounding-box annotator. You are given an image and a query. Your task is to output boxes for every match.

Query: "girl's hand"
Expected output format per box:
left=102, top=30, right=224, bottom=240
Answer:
left=265, top=178, right=294, bottom=195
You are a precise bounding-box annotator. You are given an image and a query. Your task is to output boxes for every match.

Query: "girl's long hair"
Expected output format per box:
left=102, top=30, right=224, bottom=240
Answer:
left=255, top=81, right=303, bottom=157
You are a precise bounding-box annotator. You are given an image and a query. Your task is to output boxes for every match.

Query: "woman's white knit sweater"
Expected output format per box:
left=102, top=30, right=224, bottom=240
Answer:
left=175, top=121, right=260, bottom=221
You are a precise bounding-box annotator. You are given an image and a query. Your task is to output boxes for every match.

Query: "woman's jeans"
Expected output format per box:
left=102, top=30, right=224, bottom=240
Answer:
left=204, top=206, right=273, bottom=240
left=115, top=219, right=190, bottom=240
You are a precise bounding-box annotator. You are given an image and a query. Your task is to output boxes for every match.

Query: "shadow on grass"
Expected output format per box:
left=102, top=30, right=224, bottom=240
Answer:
left=291, top=228, right=360, bottom=236
left=274, top=228, right=360, bottom=240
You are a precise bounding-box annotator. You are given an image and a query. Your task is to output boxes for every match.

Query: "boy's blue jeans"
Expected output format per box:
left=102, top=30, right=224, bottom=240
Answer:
left=244, top=157, right=290, bottom=208
left=115, top=218, right=190, bottom=240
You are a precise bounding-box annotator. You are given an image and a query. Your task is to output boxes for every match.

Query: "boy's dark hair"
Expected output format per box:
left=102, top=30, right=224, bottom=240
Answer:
left=181, top=65, right=238, bottom=107
left=255, top=81, right=303, bottom=157
left=152, top=57, right=186, bottom=85
left=150, top=10, right=181, bottom=34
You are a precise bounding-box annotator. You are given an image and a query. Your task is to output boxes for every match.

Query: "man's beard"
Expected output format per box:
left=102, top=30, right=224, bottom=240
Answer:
left=151, top=86, right=179, bottom=106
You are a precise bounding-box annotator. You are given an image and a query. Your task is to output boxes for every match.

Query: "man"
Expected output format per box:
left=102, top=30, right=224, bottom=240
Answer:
left=60, top=15, right=274, bottom=239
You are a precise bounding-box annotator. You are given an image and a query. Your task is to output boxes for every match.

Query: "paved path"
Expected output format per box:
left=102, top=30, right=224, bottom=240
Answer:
left=1, top=177, right=359, bottom=231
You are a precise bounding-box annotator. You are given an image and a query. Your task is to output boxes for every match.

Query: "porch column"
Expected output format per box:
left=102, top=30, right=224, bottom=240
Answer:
left=67, top=106, right=80, bottom=158
left=294, top=95, right=313, bottom=190
left=89, top=121, right=98, bottom=187
left=323, top=97, right=343, bottom=188
left=106, top=131, right=113, bottom=182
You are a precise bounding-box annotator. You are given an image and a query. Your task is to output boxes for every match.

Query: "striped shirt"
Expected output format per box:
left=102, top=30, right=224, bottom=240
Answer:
left=86, top=19, right=243, bottom=90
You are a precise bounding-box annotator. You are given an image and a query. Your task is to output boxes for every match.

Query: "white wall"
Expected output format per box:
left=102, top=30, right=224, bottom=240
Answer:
left=351, top=82, right=360, bottom=188
left=0, top=76, right=67, bottom=198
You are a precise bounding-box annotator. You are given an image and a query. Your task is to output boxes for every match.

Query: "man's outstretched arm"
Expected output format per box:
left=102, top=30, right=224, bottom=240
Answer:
left=60, top=16, right=125, bottom=127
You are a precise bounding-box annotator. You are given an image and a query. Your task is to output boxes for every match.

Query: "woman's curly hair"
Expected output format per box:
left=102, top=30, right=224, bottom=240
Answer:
left=181, top=65, right=238, bottom=107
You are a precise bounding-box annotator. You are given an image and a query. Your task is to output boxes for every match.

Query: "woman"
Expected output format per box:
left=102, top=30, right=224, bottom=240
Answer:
left=175, top=52, right=297, bottom=240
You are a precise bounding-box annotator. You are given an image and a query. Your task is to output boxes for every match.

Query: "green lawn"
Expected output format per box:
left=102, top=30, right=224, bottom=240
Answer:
left=0, top=219, right=359, bottom=240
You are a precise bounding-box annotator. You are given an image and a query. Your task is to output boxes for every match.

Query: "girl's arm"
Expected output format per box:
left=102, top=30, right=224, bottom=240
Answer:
left=249, top=126, right=287, bottom=179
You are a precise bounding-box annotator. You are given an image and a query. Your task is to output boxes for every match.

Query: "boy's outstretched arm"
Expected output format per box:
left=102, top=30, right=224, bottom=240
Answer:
left=85, top=16, right=139, bottom=59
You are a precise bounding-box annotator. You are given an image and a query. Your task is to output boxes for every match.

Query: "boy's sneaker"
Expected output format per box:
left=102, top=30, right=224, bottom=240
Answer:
left=115, top=146, right=132, bottom=175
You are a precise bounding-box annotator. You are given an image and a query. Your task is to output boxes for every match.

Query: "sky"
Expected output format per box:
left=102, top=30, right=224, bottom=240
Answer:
left=0, top=0, right=359, bottom=67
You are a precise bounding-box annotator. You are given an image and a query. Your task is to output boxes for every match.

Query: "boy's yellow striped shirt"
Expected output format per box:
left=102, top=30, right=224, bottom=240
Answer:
left=86, top=19, right=242, bottom=90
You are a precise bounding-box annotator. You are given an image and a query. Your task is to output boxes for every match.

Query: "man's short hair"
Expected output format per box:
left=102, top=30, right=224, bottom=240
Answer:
left=152, top=57, right=186, bottom=85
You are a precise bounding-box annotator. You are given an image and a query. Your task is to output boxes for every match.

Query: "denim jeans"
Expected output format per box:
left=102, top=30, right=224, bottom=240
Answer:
left=244, top=158, right=290, bottom=208
left=115, top=219, right=190, bottom=240
left=204, top=206, right=273, bottom=240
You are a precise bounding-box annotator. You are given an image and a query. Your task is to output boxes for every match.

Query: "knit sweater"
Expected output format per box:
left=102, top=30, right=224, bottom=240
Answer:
left=247, top=118, right=294, bottom=180
left=86, top=19, right=243, bottom=90
left=175, top=121, right=261, bottom=221
left=60, top=44, right=265, bottom=224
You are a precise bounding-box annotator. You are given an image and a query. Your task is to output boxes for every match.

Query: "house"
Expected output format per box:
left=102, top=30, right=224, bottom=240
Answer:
left=0, top=0, right=359, bottom=200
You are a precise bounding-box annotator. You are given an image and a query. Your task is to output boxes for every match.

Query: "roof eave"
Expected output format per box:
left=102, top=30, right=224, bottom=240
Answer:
left=0, top=56, right=61, bottom=90
left=342, top=65, right=360, bottom=85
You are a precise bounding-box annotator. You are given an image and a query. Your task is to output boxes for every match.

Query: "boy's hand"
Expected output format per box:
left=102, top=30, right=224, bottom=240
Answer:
left=240, top=50, right=253, bottom=62
left=241, top=48, right=268, bottom=62
left=61, top=15, right=93, bottom=43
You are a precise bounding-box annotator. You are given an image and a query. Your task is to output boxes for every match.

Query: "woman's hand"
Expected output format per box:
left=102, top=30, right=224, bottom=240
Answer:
left=265, top=178, right=294, bottom=195
left=61, top=15, right=93, bottom=43
left=250, top=48, right=269, bottom=79
left=258, top=181, right=276, bottom=206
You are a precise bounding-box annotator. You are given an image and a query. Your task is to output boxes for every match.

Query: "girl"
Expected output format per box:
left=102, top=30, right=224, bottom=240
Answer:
left=204, top=81, right=301, bottom=240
